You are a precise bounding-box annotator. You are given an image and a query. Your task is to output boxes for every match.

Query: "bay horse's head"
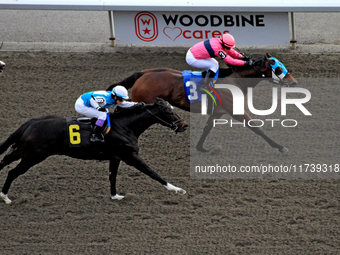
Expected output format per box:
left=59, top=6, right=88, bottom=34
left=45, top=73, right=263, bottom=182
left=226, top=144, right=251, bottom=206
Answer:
left=146, top=98, right=188, bottom=133
left=0, top=61, right=5, bottom=73
left=253, top=53, right=297, bottom=87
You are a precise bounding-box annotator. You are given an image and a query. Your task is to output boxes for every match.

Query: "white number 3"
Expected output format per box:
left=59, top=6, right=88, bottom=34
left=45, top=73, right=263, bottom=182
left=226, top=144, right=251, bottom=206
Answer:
left=185, top=81, right=198, bottom=100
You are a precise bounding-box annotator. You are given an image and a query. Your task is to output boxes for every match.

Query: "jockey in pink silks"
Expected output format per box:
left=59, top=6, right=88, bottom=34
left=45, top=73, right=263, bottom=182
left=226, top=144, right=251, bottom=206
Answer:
left=186, top=33, right=252, bottom=84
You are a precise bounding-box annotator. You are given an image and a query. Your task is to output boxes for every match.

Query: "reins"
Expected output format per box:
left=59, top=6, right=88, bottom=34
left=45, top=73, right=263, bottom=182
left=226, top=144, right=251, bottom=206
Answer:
left=230, top=57, right=271, bottom=93
left=230, top=67, right=248, bottom=93
left=145, top=102, right=182, bottom=132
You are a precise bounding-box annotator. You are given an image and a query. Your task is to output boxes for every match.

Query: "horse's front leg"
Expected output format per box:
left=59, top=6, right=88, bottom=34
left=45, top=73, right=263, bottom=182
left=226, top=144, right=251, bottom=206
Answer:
left=122, top=152, right=186, bottom=195
left=109, top=158, right=124, bottom=200
left=232, top=112, right=288, bottom=154
left=196, top=113, right=224, bottom=152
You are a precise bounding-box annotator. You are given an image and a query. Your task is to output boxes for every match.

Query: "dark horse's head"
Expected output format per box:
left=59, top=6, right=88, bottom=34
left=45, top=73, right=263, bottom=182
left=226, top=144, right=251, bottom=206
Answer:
left=252, top=53, right=297, bottom=87
left=145, top=98, right=188, bottom=133
left=0, top=61, right=5, bottom=73
left=115, top=98, right=189, bottom=133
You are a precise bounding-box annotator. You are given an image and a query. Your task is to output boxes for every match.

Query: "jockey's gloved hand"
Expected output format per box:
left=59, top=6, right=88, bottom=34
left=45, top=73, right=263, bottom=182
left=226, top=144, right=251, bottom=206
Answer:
left=245, top=60, right=253, bottom=66
left=98, top=107, right=107, bottom=112
left=242, top=55, right=252, bottom=61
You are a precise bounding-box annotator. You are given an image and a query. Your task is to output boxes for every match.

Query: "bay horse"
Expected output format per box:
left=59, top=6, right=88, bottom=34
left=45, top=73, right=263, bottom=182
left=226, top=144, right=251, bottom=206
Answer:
left=0, top=98, right=188, bottom=204
left=0, top=61, right=5, bottom=73
left=107, top=53, right=297, bottom=153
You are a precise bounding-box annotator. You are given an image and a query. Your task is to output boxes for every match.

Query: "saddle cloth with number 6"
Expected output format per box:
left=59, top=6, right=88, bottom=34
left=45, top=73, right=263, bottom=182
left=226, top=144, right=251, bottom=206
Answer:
left=66, top=117, right=93, bottom=148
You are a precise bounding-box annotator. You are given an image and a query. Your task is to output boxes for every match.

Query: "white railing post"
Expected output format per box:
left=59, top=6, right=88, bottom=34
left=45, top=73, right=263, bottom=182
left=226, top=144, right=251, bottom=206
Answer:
left=289, top=12, right=297, bottom=50
left=108, top=11, right=116, bottom=47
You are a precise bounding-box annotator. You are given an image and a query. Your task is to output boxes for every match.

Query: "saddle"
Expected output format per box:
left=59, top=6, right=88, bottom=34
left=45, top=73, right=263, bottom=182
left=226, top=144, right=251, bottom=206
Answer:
left=66, top=116, right=110, bottom=148
left=182, top=69, right=220, bottom=104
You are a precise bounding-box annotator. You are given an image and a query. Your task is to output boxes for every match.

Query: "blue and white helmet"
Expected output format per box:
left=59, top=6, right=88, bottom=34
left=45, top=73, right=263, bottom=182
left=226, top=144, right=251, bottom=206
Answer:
left=112, top=85, right=129, bottom=100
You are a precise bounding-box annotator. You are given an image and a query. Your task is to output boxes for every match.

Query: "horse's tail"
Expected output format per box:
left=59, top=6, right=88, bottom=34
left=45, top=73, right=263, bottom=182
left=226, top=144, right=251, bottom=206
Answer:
left=106, top=72, right=146, bottom=91
left=0, top=121, right=31, bottom=155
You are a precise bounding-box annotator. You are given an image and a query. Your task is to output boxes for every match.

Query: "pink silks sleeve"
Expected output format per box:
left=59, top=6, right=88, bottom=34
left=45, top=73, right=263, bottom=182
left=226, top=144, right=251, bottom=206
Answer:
left=209, top=38, right=246, bottom=66
left=227, top=48, right=244, bottom=59
left=221, top=55, right=246, bottom=66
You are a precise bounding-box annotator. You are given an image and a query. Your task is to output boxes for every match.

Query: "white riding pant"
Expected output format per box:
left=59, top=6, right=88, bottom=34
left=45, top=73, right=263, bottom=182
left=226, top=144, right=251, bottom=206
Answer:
left=185, top=50, right=219, bottom=73
left=75, top=97, right=107, bottom=121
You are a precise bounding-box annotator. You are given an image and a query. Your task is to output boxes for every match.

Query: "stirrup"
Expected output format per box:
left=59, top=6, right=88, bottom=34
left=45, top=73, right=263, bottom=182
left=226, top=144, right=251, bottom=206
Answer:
left=90, top=134, right=104, bottom=143
left=203, top=70, right=215, bottom=84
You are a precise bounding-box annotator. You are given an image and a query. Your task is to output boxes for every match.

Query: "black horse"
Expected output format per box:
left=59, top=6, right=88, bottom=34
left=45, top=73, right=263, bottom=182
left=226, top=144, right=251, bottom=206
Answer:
left=0, top=98, right=188, bottom=204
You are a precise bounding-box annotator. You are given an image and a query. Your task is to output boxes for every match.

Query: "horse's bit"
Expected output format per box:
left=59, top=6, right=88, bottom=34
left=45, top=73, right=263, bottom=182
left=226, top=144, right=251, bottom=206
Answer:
left=145, top=102, right=183, bottom=133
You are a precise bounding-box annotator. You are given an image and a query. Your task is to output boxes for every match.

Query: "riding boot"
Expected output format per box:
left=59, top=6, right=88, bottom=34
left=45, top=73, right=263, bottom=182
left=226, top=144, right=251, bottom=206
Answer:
left=204, top=70, right=216, bottom=115
left=91, top=126, right=104, bottom=143
left=203, top=69, right=216, bottom=85
left=90, top=119, right=105, bottom=143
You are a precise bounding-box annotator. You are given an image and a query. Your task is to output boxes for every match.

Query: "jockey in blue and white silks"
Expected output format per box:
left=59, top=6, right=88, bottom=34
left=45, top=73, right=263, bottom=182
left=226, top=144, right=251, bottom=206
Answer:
left=75, top=85, right=136, bottom=142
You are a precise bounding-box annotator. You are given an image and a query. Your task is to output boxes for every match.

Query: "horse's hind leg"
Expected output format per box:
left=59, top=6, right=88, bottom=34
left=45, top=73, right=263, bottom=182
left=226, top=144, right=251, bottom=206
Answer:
left=231, top=112, right=288, bottom=154
left=248, top=126, right=288, bottom=154
left=0, top=148, right=21, bottom=172
left=1, top=157, right=46, bottom=204
left=196, top=113, right=224, bottom=152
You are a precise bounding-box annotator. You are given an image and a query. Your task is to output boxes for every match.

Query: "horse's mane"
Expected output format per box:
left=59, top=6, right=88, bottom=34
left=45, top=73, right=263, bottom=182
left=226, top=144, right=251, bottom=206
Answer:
left=111, top=102, right=146, bottom=117
left=252, top=56, right=266, bottom=68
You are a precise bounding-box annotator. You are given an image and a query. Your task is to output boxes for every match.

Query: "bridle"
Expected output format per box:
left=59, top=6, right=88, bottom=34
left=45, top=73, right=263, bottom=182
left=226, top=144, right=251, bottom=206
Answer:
left=231, top=57, right=291, bottom=91
left=145, top=101, right=183, bottom=133
left=270, top=69, right=291, bottom=86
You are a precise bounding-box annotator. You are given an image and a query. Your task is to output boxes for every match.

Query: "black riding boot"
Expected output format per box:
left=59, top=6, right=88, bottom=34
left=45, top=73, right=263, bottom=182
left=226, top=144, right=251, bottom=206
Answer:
left=90, top=125, right=104, bottom=143
left=203, top=69, right=216, bottom=85
left=203, top=70, right=216, bottom=115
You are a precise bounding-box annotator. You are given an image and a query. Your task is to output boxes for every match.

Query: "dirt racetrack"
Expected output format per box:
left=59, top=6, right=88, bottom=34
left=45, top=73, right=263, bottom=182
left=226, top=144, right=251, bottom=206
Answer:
left=0, top=48, right=339, bottom=254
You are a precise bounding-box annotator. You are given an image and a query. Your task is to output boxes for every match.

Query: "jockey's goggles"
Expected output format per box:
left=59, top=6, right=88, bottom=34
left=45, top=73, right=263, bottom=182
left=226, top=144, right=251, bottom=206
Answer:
left=222, top=44, right=231, bottom=50
left=115, top=96, right=124, bottom=102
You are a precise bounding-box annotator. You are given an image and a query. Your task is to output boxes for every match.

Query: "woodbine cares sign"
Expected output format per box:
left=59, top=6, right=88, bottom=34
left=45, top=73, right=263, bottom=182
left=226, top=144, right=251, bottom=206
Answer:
left=113, top=11, right=290, bottom=46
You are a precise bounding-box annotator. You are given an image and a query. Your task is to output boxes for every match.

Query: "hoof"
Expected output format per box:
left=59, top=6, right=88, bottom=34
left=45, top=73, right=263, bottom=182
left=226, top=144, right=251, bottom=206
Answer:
left=208, top=145, right=222, bottom=155
left=196, top=144, right=209, bottom=153
left=111, top=194, right=124, bottom=200
left=176, top=189, right=186, bottom=195
left=279, top=147, right=288, bottom=154
left=0, top=192, right=12, bottom=204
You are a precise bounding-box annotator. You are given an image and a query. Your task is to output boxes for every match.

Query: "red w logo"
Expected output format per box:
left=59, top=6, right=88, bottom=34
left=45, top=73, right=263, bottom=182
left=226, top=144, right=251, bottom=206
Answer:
left=141, top=19, right=151, bottom=26
left=135, top=12, right=158, bottom=42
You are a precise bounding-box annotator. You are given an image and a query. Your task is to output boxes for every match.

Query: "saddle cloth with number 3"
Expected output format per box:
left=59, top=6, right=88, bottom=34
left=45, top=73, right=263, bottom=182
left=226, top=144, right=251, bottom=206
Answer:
left=183, top=70, right=219, bottom=103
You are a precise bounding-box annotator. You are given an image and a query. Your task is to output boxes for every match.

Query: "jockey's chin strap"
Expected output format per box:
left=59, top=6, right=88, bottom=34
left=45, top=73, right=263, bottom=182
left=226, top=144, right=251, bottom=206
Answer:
left=145, top=102, right=183, bottom=133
